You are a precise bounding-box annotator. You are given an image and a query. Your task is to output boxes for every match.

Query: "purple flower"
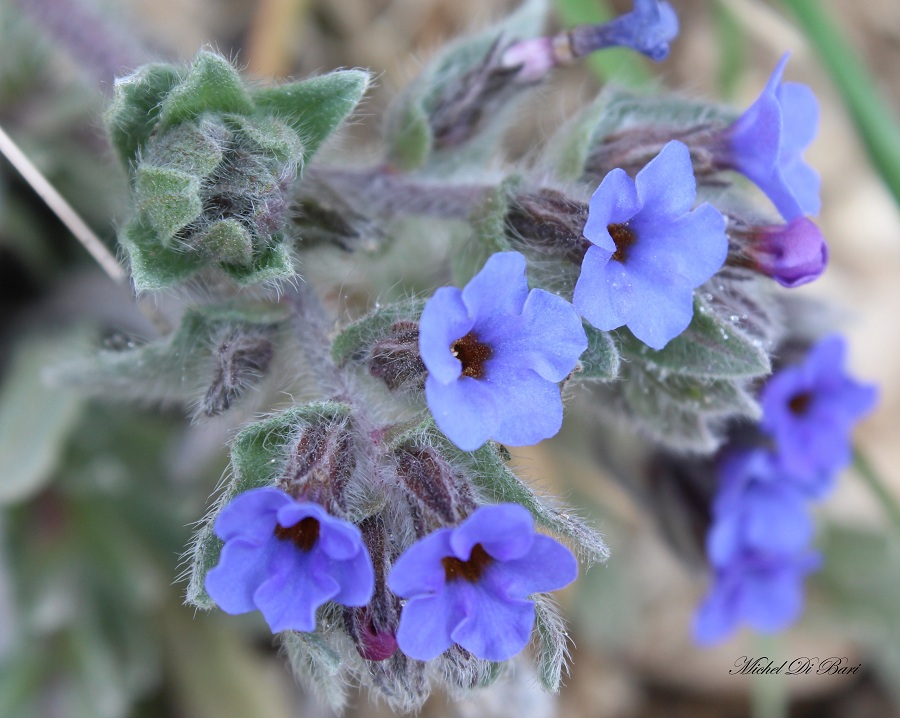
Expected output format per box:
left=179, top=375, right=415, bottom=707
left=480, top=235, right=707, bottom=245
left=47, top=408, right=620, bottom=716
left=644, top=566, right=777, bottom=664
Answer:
left=707, top=450, right=813, bottom=567
left=693, top=550, right=821, bottom=645
left=713, top=54, right=820, bottom=220
left=760, top=335, right=878, bottom=496
left=572, top=140, right=728, bottom=350
left=741, top=217, right=828, bottom=287
left=387, top=503, right=577, bottom=661
left=419, top=251, right=587, bottom=451
left=205, top=487, right=374, bottom=633
left=572, top=0, right=679, bottom=62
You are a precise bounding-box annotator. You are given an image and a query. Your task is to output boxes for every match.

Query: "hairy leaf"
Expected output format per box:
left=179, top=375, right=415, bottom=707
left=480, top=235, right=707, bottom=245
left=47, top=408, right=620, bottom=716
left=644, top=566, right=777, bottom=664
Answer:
left=331, top=299, right=426, bottom=366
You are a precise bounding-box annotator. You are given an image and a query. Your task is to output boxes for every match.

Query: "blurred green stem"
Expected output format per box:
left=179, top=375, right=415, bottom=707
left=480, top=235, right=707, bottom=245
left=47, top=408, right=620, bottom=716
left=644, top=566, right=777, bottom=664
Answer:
left=781, top=0, right=900, bottom=209
left=853, top=448, right=900, bottom=534
left=751, top=634, right=788, bottom=718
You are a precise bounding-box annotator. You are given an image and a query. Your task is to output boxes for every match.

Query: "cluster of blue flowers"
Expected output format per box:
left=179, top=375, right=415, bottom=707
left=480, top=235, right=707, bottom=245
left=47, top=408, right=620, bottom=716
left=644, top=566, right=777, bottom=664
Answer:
left=694, top=335, right=877, bottom=644
left=206, top=490, right=577, bottom=662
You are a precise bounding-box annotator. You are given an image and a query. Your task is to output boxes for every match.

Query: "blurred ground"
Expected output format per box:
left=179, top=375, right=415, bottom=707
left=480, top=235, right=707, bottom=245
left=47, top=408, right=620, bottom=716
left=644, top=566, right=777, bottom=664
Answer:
left=2, top=0, right=900, bottom=717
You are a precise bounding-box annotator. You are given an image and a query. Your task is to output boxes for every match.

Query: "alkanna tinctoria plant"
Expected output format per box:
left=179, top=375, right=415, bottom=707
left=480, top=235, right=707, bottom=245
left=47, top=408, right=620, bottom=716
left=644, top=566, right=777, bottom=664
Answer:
left=17, top=0, right=879, bottom=713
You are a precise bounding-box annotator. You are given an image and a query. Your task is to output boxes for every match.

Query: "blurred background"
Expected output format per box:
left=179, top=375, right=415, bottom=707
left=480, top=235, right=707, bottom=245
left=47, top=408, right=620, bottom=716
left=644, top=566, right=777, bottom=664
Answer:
left=1, top=0, right=900, bottom=716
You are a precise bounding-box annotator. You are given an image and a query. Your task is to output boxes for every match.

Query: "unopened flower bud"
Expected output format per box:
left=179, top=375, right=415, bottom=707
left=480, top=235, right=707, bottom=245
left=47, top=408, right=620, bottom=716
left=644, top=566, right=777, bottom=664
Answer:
left=367, top=321, right=427, bottom=393
left=729, top=217, right=827, bottom=288
left=504, top=189, right=589, bottom=263
left=393, top=446, right=471, bottom=526
left=201, top=327, right=274, bottom=417
left=279, top=416, right=356, bottom=512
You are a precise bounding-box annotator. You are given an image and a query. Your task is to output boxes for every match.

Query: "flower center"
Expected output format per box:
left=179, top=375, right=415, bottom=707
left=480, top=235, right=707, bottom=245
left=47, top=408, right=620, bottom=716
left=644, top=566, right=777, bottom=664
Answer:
left=788, top=391, right=813, bottom=416
left=608, top=222, right=638, bottom=263
left=451, top=332, right=493, bottom=379
left=441, top=543, right=494, bottom=583
left=274, top=516, right=320, bottom=551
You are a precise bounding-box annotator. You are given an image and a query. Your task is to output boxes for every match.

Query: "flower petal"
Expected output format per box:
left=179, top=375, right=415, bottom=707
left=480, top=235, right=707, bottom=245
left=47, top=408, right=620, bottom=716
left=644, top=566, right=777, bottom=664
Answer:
left=450, top=584, right=536, bottom=661
left=426, top=374, right=498, bottom=451
left=205, top=537, right=276, bottom=614
left=620, top=267, right=695, bottom=350
left=213, top=487, right=289, bottom=543
left=486, top=534, right=578, bottom=596
left=573, top=245, right=635, bottom=331
left=388, top=528, right=453, bottom=597
left=449, top=503, right=535, bottom=561
left=330, top=548, right=375, bottom=606
left=480, top=363, right=564, bottom=447
left=419, top=286, right=473, bottom=384
left=461, top=252, right=529, bottom=330
left=633, top=140, right=696, bottom=222
left=583, top=168, right=641, bottom=250
left=395, top=591, right=460, bottom=660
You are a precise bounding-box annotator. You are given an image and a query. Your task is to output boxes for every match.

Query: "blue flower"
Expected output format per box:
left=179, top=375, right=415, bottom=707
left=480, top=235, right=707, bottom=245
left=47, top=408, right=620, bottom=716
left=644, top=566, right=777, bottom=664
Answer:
left=419, top=251, right=587, bottom=451
left=713, top=54, right=820, bottom=221
left=707, top=450, right=812, bottom=567
left=572, top=140, right=728, bottom=350
left=760, top=335, right=878, bottom=496
left=387, top=503, right=577, bottom=661
left=205, top=487, right=375, bottom=633
left=693, top=550, right=821, bottom=645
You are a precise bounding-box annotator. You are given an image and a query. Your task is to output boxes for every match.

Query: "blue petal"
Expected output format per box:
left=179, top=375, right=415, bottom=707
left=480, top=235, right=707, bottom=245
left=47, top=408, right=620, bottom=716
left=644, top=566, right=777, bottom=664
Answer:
left=426, top=374, right=498, bottom=451
left=484, top=288, right=587, bottom=382
left=629, top=203, right=727, bottom=287
left=778, top=82, right=818, bottom=156
left=253, top=544, right=340, bottom=633
left=213, top=487, right=290, bottom=543
left=419, top=286, right=473, bottom=384
left=693, top=578, right=739, bottom=645
left=449, top=503, right=535, bottom=562
left=633, top=140, right=696, bottom=222
left=330, top=547, right=375, bottom=606
left=487, top=534, right=578, bottom=596
left=620, top=267, right=695, bottom=350
left=462, top=252, right=528, bottom=331
left=480, top=363, right=564, bottom=447
left=739, top=565, right=805, bottom=633
left=395, top=591, right=460, bottom=660
left=205, top=537, right=277, bottom=614
left=573, top=246, right=634, bottom=331
left=388, top=528, right=453, bottom=597
left=450, top=583, right=536, bottom=661
left=583, top=168, right=641, bottom=251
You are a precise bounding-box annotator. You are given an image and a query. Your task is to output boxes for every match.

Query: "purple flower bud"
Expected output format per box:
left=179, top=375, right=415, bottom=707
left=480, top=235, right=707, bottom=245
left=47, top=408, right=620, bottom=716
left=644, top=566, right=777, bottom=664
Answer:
left=733, top=217, right=828, bottom=287
left=205, top=487, right=374, bottom=633
left=500, top=37, right=557, bottom=84
left=570, top=0, right=679, bottom=62
left=711, top=54, right=820, bottom=220
left=387, top=503, right=577, bottom=661
left=367, top=321, right=427, bottom=393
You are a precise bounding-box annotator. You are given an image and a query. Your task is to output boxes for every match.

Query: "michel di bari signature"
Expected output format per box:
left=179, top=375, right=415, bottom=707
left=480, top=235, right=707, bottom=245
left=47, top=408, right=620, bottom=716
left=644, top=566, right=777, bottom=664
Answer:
left=730, top=656, right=862, bottom=676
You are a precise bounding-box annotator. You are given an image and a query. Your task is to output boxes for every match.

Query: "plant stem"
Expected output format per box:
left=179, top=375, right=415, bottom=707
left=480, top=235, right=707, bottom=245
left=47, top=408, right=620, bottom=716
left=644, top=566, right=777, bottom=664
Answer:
left=853, top=448, right=900, bottom=534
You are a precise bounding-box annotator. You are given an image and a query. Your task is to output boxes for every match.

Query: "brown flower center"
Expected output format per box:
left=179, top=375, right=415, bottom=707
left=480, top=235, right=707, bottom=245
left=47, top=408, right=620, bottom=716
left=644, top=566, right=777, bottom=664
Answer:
left=441, top=543, right=494, bottom=583
left=451, top=332, right=493, bottom=379
left=608, top=222, right=638, bottom=263
left=788, top=391, right=813, bottom=416
left=274, top=516, right=320, bottom=551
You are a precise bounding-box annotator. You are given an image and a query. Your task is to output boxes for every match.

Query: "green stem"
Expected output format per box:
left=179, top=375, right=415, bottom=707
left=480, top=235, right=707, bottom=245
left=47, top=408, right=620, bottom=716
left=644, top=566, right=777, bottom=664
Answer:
left=781, top=0, right=900, bottom=209
left=750, top=634, right=788, bottom=718
left=853, top=448, right=900, bottom=534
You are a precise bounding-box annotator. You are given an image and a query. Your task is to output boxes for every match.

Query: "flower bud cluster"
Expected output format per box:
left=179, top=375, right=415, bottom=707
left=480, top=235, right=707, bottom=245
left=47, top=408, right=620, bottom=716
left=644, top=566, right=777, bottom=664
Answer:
left=694, top=335, right=877, bottom=643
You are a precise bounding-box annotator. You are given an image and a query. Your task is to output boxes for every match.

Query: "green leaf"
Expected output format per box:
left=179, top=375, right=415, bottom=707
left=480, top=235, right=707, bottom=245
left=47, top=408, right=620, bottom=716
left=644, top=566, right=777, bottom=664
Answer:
left=226, top=114, right=304, bottom=164
left=617, top=295, right=771, bottom=379
left=186, top=402, right=351, bottom=608
left=105, top=63, right=182, bottom=170
left=577, top=325, right=619, bottom=381
left=220, top=241, right=294, bottom=285
left=119, top=219, right=203, bottom=292
left=196, top=219, right=254, bottom=265
left=134, top=166, right=203, bottom=244
left=252, top=69, right=371, bottom=160
left=144, top=117, right=228, bottom=178
left=0, top=331, right=87, bottom=505
left=158, top=50, right=254, bottom=131
left=331, top=298, right=426, bottom=366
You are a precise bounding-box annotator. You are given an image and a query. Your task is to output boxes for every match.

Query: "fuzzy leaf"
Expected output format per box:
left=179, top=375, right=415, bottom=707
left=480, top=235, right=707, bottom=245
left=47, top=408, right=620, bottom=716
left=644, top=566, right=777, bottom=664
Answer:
left=220, top=242, right=294, bottom=285
left=252, top=70, right=370, bottom=160
left=106, top=63, right=182, bottom=170
left=227, top=114, right=304, bottom=164
left=119, top=220, right=202, bottom=291
left=158, top=51, right=254, bottom=130
left=197, top=219, right=254, bottom=265
left=281, top=631, right=347, bottom=713
left=532, top=596, right=569, bottom=693
left=0, top=331, right=87, bottom=504
left=135, top=166, right=203, bottom=244
left=186, top=402, right=351, bottom=608
left=577, top=325, right=620, bottom=381
left=331, top=299, right=426, bottom=366
left=617, top=295, right=770, bottom=379
left=143, top=118, right=228, bottom=178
